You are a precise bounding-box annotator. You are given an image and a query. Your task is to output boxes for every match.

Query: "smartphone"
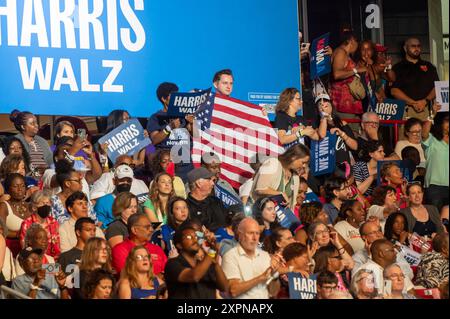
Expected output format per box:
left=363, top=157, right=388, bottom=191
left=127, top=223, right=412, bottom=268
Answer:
left=77, top=128, right=86, bottom=140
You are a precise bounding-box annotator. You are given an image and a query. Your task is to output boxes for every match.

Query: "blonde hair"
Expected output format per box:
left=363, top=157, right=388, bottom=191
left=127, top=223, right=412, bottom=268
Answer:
left=149, top=172, right=175, bottom=220
left=123, top=245, right=155, bottom=288
left=79, top=237, right=113, bottom=273
left=112, top=192, right=138, bottom=217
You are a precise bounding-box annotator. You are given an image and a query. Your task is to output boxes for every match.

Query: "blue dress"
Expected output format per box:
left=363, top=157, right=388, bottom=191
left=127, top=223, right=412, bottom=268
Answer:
left=130, top=278, right=160, bottom=299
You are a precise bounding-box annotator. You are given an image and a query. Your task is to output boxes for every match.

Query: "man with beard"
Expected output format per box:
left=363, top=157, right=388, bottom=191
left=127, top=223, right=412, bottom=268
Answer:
left=93, top=164, right=134, bottom=229
left=391, top=37, right=440, bottom=126
left=164, top=224, right=229, bottom=299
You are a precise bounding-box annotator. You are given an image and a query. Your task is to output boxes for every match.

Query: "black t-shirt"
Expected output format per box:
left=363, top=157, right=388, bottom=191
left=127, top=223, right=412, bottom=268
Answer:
left=353, top=135, right=394, bottom=162
left=392, top=59, right=439, bottom=101
left=274, top=112, right=311, bottom=149
left=187, top=195, right=227, bottom=232
left=58, top=247, right=82, bottom=274
left=146, top=110, right=191, bottom=151
left=164, top=254, right=218, bottom=299
left=105, top=219, right=128, bottom=241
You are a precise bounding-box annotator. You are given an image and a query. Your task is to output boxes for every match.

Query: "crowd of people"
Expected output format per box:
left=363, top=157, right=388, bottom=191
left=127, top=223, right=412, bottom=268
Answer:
left=0, top=32, right=448, bottom=300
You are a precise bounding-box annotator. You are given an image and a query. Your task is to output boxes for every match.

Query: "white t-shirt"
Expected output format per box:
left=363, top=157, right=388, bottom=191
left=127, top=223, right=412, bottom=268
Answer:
left=395, top=140, right=426, bottom=165
left=89, top=172, right=149, bottom=200
left=334, top=221, right=365, bottom=252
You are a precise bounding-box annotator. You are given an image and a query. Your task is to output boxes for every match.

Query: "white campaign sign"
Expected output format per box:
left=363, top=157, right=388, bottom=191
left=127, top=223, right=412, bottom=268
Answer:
left=435, top=81, right=449, bottom=112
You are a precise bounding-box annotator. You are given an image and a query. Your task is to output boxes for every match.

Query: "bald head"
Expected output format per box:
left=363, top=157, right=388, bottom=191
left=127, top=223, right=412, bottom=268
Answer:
left=238, top=217, right=261, bottom=253
left=370, top=239, right=396, bottom=266
left=115, top=155, right=133, bottom=167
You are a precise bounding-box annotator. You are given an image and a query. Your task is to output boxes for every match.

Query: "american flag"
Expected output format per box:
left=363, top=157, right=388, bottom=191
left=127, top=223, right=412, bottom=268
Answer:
left=192, top=93, right=284, bottom=189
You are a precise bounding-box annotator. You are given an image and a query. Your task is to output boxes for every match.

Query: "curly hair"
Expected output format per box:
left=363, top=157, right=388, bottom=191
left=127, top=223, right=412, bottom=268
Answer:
left=300, top=202, right=324, bottom=226
left=371, top=185, right=396, bottom=206
left=2, top=137, right=31, bottom=171
left=0, top=154, right=28, bottom=179
left=150, top=149, right=171, bottom=176
left=82, top=269, right=115, bottom=299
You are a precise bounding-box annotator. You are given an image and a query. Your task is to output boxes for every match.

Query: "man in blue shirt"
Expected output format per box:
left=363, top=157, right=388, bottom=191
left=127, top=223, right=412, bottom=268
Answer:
left=323, top=176, right=352, bottom=224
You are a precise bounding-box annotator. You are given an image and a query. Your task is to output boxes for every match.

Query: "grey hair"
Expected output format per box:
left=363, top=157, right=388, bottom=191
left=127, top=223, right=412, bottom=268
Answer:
left=24, top=223, right=46, bottom=248
left=237, top=217, right=258, bottom=234
left=350, top=268, right=379, bottom=297
left=30, top=190, right=51, bottom=206
left=383, top=263, right=402, bottom=278
left=362, top=112, right=378, bottom=122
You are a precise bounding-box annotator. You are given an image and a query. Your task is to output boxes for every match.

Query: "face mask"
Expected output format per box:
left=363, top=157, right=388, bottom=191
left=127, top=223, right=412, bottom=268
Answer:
left=116, top=183, right=132, bottom=193
left=37, top=205, right=51, bottom=219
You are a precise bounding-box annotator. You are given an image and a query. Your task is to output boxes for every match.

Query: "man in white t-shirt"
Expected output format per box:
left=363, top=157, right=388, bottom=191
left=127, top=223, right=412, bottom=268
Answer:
left=89, top=155, right=148, bottom=201
left=222, top=217, right=274, bottom=299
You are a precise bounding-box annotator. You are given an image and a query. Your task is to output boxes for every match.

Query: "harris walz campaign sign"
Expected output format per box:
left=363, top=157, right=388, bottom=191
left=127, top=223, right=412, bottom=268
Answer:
left=310, top=132, right=337, bottom=176
left=270, top=194, right=300, bottom=230
left=310, top=33, right=331, bottom=80
left=288, top=273, right=317, bottom=299
left=98, top=119, right=151, bottom=163
left=167, top=88, right=213, bottom=117
left=214, top=184, right=242, bottom=209
left=368, top=99, right=406, bottom=121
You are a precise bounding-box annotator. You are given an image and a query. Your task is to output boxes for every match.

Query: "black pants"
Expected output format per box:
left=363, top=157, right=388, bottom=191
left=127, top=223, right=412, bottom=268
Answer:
left=425, top=185, right=449, bottom=212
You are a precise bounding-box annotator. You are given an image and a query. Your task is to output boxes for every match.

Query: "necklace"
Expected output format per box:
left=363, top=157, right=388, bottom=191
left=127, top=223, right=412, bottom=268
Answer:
left=9, top=201, right=28, bottom=219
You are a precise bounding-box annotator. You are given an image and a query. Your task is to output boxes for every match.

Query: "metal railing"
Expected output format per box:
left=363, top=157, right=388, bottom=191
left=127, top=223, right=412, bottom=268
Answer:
left=342, top=118, right=406, bottom=145
left=0, top=285, right=32, bottom=299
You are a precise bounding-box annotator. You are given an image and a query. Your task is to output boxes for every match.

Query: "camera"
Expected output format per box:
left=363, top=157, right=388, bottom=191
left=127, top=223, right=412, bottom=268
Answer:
left=42, top=263, right=61, bottom=275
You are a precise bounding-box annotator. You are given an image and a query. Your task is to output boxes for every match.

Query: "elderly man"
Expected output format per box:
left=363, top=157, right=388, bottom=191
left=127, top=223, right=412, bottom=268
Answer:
left=89, top=155, right=149, bottom=201
left=201, top=152, right=239, bottom=199
left=186, top=167, right=228, bottom=231
left=221, top=217, right=274, bottom=299
left=354, top=112, right=399, bottom=162
left=111, top=213, right=167, bottom=275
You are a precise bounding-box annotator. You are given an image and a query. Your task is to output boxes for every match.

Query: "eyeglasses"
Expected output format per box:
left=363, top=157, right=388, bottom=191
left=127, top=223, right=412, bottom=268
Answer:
left=135, top=254, right=150, bottom=261
left=357, top=276, right=374, bottom=283
left=363, top=121, right=380, bottom=127
left=183, top=234, right=198, bottom=241
left=365, top=229, right=383, bottom=237
left=408, top=130, right=422, bottom=135
left=320, top=285, right=337, bottom=291
left=315, top=230, right=330, bottom=237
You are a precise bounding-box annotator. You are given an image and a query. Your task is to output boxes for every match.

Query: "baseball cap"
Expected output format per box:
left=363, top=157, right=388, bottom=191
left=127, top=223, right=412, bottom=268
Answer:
left=18, top=247, right=43, bottom=260
left=375, top=44, right=388, bottom=53
left=187, top=167, right=215, bottom=184
left=114, top=164, right=134, bottom=179
left=314, top=93, right=331, bottom=104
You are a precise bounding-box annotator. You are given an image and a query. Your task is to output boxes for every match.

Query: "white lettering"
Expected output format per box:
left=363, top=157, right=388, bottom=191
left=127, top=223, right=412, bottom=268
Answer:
left=102, top=60, right=123, bottom=92
left=80, top=59, right=100, bottom=92
left=53, top=58, right=78, bottom=91
left=79, top=0, right=105, bottom=50
left=120, top=0, right=146, bottom=52
left=18, top=56, right=53, bottom=90
left=21, top=0, right=49, bottom=47
left=0, top=0, right=18, bottom=46
left=49, top=0, right=76, bottom=49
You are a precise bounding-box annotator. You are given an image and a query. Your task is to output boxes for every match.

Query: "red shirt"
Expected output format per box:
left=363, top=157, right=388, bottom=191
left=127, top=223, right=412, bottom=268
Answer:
left=19, top=214, right=61, bottom=258
left=112, top=238, right=167, bottom=275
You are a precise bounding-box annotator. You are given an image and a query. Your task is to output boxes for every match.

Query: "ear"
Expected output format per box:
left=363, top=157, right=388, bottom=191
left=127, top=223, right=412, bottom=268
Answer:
left=213, top=81, right=218, bottom=89
left=75, top=229, right=81, bottom=238
left=403, top=44, right=407, bottom=54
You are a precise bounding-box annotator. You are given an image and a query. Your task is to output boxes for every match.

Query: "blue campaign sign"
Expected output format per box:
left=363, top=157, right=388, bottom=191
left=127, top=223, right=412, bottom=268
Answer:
left=368, top=99, right=406, bottom=121
left=288, top=273, right=317, bottom=299
left=309, top=33, right=331, bottom=80
left=136, top=192, right=149, bottom=204
left=0, top=0, right=301, bottom=117
left=98, top=119, right=151, bottom=163
left=214, top=184, right=242, bottom=209
left=167, top=88, right=213, bottom=117
left=310, top=132, right=337, bottom=176
left=273, top=202, right=300, bottom=229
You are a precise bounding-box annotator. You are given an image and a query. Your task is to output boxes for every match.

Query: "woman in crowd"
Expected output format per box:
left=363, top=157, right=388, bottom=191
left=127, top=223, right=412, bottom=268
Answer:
left=239, top=154, right=265, bottom=206
left=149, top=149, right=186, bottom=198
left=83, top=269, right=115, bottom=299
left=77, top=237, right=114, bottom=299
left=274, top=87, right=319, bottom=148
left=0, top=219, right=16, bottom=286
left=252, top=197, right=280, bottom=242
left=313, top=245, right=352, bottom=294
left=51, top=121, right=76, bottom=152
left=422, top=114, right=449, bottom=211
left=353, top=141, right=385, bottom=197
left=15, top=224, right=56, bottom=276
left=350, top=268, right=381, bottom=299
left=333, top=162, right=371, bottom=210
left=384, top=212, right=411, bottom=246
left=415, top=233, right=449, bottom=289
left=308, top=221, right=354, bottom=267
left=380, top=162, right=408, bottom=209
left=144, top=172, right=175, bottom=224
left=159, top=197, right=190, bottom=255
left=329, top=32, right=367, bottom=129
left=0, top=154, right=38, bottom=198
left=0, top=173, right=32, bottom=255
left=293, top=177, right=309, bottom=218
left=105, top=192, right=138, bottom=248
left=401, top=183, right=445, bottom=238
left=383, top=264, right=416, bottom=299
left=19, top=190, right=60, bottom=258
left=251, top=144, right=310, bottom=210
left=1, top=137, right=32, bottom=177
left=367, top=185, right=400, bottom=230
left=316, top=94, right=358, bottom=165
left=334, top=200, right=366, bottom=253
left=263, top=227, right=295, bottom=256
left=118, top=246, right=165, bottom=299
left=10, top=110, right=53, bottom=178
left=51, top=160, right=93, bottom=225
left=294, top=202, right=329, bottom=245
left=395, top=118, right=426, bottom=166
